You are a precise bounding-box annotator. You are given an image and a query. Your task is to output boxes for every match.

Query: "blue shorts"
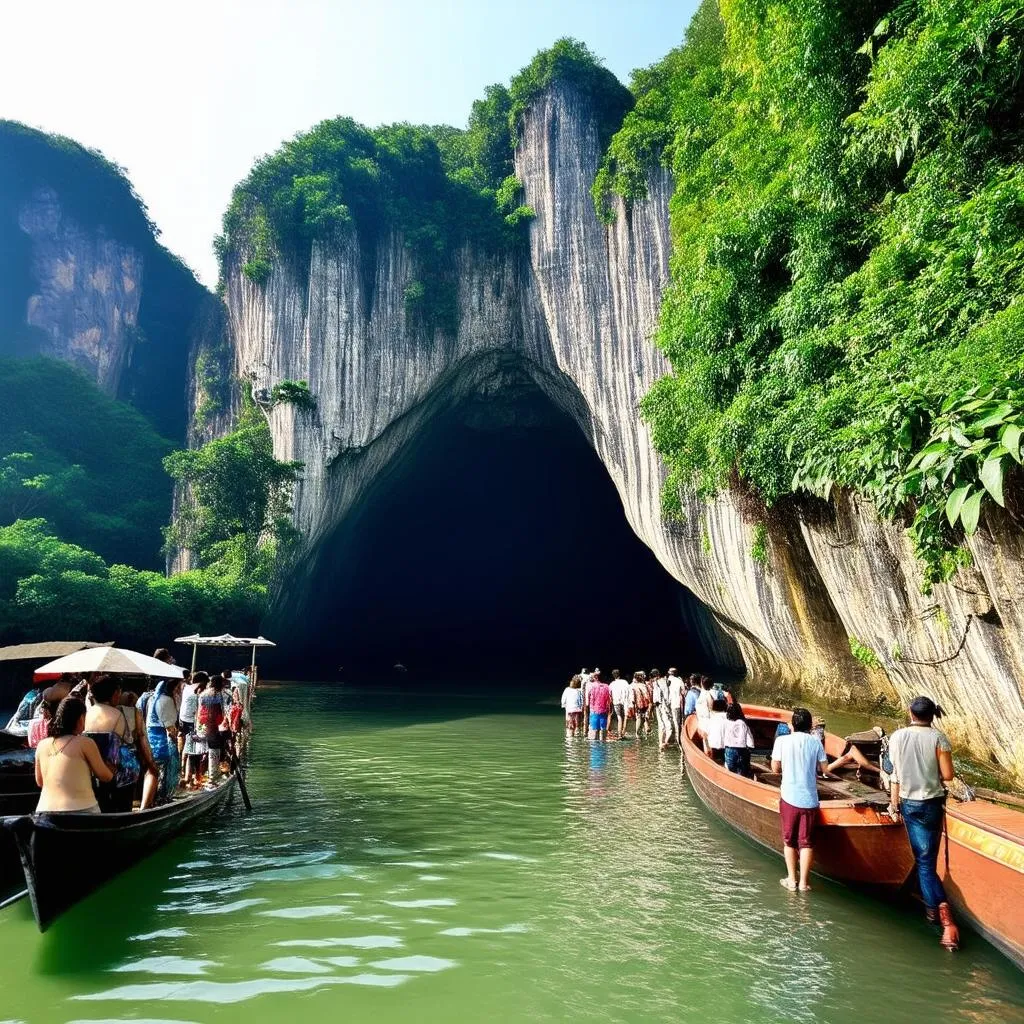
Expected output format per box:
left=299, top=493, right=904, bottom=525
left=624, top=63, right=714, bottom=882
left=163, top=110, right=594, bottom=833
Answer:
left=589, top=712, right=608, bottom=732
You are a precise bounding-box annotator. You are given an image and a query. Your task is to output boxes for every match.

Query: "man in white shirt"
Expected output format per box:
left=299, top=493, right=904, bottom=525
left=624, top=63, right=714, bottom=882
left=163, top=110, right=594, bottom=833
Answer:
left=667, top=668, right=685, bottom=745
left=609, top=670, right=632, bottom=740
left=771, top=707, right=828, bottom=892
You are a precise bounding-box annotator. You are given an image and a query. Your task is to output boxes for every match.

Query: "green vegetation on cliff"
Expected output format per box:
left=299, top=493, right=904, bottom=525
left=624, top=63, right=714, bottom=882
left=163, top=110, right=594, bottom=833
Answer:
left=219, top=39, right=629, bottom=334
left=628, top=0, right=1024, bottom=584
left=0, top=359, right=171, bottom=569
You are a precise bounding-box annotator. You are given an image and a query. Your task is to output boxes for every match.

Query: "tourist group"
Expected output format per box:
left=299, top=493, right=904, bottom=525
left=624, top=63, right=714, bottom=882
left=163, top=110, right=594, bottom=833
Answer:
left=6, top=647, right=253, bottom=815
left=560, top=670, right=961, bottom=953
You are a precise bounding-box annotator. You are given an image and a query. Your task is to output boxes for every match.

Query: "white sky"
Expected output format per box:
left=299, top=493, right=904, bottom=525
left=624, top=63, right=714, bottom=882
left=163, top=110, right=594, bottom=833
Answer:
left=1, top=0, right=693, bottom=287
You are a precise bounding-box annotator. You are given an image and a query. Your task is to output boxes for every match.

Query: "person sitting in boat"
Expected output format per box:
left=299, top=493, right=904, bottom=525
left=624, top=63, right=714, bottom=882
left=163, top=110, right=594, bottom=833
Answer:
left=84, top=674, right=159, bottom=812
left=826, top=726, right=885, bottom=778
left=887, top=696, right=959, bottom=952
left=34, top=697, right=114, bottom=815
left=705, top=696, right=730, bottom=760
left=722, top=702, right=756, bottom=777
left=146, top=678, right=181, bottom=803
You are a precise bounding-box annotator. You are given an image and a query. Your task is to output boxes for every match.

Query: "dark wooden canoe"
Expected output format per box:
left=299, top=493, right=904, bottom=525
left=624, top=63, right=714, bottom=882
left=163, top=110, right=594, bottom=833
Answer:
left=940, top=797, right=1024, bottom=970
left=3, top=775, right=238, bottom=931
left=682, top=705, right=915, bottom=891
left=0, top=752, right=37, bottom=904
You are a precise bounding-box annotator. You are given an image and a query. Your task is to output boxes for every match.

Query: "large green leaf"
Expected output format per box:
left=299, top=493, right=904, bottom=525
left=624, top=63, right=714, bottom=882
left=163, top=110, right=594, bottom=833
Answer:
left=973, top=403, right=1014, bottom=432
left=1001, top=423, right=1022, bottom=463
left=979, top=454, right=1006, bottom=506
left=945, top=485, right=971, bottom=527
left=960, top=489, right=983, bottom=535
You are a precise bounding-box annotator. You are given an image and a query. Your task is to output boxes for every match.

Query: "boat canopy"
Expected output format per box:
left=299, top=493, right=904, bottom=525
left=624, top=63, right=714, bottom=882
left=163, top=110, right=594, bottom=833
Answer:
left=174, top=633, right=276, bottom=672
left=0, top=641, right=113, bottom=663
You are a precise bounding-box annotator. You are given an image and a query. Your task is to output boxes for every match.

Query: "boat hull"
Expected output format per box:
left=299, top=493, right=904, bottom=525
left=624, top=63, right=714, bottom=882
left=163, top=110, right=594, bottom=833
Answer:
left=941, top=801, right=1024, bottom=970
left=4, top=776, right=237, bottom=931
left=682, top=708, right=915, bottom=891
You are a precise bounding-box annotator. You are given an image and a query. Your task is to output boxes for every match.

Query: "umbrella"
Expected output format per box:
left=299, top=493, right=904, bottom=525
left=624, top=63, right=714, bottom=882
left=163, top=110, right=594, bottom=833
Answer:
left=35, top=647, right=185, bottom=679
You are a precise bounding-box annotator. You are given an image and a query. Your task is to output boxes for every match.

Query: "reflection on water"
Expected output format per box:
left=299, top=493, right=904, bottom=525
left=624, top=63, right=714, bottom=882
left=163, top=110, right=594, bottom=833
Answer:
left=0, top=685, right=1022, bottom=1024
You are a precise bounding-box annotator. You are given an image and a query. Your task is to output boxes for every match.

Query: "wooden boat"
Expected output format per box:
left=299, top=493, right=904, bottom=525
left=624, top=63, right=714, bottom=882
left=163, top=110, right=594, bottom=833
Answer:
left=0, top=751, right=37, bottom=903
left=940, top=797, right=1024, bottom=970
left=681, top=705, right=915, bottom=891
left=3, top=774, right=238, bottom=931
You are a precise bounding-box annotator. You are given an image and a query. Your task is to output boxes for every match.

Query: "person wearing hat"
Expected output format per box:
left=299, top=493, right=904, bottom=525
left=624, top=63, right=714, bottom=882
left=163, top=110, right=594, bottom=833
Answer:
left=887, top=696, right=959, bottom=951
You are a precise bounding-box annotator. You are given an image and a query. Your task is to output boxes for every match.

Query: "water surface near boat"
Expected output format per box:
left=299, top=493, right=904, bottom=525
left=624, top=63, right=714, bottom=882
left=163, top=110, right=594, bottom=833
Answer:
left=0, top=684, right=1022, bottom=1023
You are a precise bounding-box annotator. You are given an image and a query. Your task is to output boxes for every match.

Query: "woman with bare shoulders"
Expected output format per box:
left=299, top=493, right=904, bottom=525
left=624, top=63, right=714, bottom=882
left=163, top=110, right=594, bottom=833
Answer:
left=34, top=698, right=114, bottom=814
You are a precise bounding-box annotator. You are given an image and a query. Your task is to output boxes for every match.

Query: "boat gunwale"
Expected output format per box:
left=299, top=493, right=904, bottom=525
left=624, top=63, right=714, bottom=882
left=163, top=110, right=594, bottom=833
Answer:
left=1, top=775, right=238, bottom=835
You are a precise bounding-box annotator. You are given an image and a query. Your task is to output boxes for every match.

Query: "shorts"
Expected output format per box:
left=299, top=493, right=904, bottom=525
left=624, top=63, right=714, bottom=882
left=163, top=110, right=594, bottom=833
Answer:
left=779, top=797, right=817, bottom=849
left=589, top=712, right=608, bottom=732
left=613, top=703, right=626, bottom=718
left=178, top=719, right=195, bottom=737
left=565, top=711, right=582, bottom=726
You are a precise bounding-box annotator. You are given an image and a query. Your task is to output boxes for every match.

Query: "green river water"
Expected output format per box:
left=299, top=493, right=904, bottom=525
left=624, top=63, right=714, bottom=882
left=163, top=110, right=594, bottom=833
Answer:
left=1, top=683, right=1023, bottom=1024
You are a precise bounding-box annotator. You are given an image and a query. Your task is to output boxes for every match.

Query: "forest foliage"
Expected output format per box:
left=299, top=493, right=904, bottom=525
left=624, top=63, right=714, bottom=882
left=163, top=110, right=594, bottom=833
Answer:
left=623, top=0, right=1024, bottom=585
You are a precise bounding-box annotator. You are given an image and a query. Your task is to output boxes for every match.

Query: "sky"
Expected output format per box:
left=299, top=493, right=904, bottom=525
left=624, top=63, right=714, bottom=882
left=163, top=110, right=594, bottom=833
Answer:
left=1, top=0, right=695, bottom=287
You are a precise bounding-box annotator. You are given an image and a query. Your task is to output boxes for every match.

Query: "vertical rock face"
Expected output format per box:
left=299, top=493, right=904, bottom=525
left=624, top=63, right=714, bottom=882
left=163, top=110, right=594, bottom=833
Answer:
left=218, top=81, right=1024, bottom=777
left=17, top=187, right=142, bottom=393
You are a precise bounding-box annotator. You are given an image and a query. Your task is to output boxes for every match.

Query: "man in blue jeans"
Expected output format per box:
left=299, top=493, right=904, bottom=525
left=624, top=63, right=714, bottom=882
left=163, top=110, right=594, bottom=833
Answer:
left=888, top=696, right=959, bottom=951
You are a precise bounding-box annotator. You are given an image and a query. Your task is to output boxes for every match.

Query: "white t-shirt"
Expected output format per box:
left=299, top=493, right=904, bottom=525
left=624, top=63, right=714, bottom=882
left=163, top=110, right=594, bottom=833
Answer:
left=771, top=732, right=827, bottom=809
left=179, top=683, right=200, bottom=724
left=889, top=725, right=952, bottom=801
left=609, top=679, right=632, bottom=708
left=668, top=676, right=685, bottom=709
left=695, top=689, right=714, bottom=723
left=561, top=687, right=584, bottom=713
left=706, top=712, right=729, bottom=749
left=723, top=719, right=755, bottom=749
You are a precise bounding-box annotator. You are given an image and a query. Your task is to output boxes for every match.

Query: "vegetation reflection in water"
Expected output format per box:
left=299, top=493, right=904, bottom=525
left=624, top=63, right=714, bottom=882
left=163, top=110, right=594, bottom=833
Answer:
left=0, top=685, right=1022, bottom=1023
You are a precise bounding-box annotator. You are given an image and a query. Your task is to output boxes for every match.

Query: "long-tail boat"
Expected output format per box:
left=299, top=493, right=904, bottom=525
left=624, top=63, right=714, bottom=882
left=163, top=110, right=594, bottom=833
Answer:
left=3, top=774, right=238, bottom=931
left=681, top=704, right=915, bottom=891
left=940, top=797, right=1024, bottom=970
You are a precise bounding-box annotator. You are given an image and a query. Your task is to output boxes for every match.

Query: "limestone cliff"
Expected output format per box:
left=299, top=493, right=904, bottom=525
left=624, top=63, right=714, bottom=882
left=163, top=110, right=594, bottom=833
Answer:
left=216, top=83, right=1024, bottom=778
left=0, top=121, right=213, bottom=440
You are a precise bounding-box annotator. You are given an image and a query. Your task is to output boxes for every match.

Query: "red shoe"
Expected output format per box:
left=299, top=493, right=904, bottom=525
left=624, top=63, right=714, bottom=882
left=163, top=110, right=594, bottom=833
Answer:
left=938, top=902, right=960, bottom=952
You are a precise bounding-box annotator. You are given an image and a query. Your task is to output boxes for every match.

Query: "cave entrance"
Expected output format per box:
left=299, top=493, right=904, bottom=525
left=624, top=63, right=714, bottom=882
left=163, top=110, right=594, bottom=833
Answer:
left=283, top=381, right=708, bottom=687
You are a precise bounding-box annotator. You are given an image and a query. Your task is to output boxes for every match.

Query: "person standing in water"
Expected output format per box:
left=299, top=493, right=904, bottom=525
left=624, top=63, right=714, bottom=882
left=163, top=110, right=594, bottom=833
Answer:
left=651, top=669, right=673, bottom=750
left=630, top=672, right=651, bottom=740
left=561, top=676, right=584, bottom=737
left=771, top=707, right=828, bottom=892
left=888, top=696, right=959, bottom=951
left=609, top=670, right=632, bottom=740
left=587, top=671, right=611, bottom=742
left=667, top=668, right=685, bottom=746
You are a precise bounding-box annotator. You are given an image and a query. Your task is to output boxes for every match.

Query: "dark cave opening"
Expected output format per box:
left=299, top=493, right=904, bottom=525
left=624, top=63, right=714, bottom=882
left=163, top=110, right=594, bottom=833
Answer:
left=284, top=390, right=709, bottom=687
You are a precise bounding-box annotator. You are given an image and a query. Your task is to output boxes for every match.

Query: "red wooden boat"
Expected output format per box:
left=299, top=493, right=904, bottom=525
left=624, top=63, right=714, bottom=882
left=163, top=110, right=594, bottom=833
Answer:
left=681, top=705, right=915, bottom=891
left=941, top=798, right=1024, bottom=970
